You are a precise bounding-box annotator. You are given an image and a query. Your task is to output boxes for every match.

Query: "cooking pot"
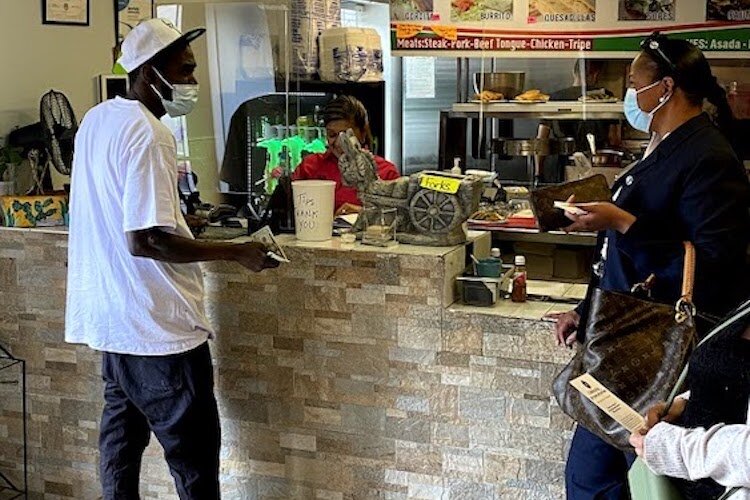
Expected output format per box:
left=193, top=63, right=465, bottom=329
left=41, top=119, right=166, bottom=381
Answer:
left=492, top=137, right=576, bottom=157
left=473, top=72, right=525, bottom=99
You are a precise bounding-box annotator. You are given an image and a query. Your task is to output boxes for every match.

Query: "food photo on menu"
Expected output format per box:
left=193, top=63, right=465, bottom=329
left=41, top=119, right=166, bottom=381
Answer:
left=618, top=0, right=676, bottom=21
left=528, top=0, right=596, bottom=22
left=450, top=0, right=513, bottom=21
left=706, top=0, right=750, bottom=20
left=391, top=0, right=435, bottom=21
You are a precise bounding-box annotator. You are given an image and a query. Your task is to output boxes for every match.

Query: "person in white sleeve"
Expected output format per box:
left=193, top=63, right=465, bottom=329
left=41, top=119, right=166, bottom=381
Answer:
left=65, top=18, right=278, bottom=500
left=630, top=316, right=750, bottom=500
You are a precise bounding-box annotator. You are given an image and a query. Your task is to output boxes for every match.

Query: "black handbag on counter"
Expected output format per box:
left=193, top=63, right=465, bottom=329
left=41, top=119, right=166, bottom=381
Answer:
left=552, top=242, right=698, bottom=451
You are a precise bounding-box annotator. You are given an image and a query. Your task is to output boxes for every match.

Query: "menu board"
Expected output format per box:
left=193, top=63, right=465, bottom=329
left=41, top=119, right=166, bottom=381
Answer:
left=618, top=0, right=675, bottom=21
left=707, top=0, right=750, bottom=21
left=528, top=0, right=596, bottom=23
left=391, top=0, right=750, bottom=56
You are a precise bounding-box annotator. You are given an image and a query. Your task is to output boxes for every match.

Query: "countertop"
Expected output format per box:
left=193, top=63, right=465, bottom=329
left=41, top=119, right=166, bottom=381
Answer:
left=451, top=279, right=587, bottom=320
left=0, top=225, right=69, bottom=234
left=0, top=225, right=490, bottom=259
left=233, top=231, right=491, bottom=258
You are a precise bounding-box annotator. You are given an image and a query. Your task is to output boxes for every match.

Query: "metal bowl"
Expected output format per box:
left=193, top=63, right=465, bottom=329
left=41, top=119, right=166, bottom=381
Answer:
left=590, top=149, right=625, bottom=167
left=473, top=72, right=525, bottom=99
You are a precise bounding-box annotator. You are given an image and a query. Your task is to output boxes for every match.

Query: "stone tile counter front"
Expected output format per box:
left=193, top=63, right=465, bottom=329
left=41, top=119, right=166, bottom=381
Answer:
left=0, top=227, right=578, bottom=499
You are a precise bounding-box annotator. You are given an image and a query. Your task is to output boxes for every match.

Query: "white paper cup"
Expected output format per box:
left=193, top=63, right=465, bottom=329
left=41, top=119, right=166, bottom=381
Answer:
left=292, top=180, right=336, bottom=241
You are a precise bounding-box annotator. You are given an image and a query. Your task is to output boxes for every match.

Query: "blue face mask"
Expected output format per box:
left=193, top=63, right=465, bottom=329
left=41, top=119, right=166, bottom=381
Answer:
left=623, top=80, right=671, bottom=133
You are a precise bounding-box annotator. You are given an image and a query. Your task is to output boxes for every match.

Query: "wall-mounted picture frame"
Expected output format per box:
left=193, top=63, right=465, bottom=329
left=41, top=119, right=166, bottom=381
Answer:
left=116, top=0, right=154, bottom=43
left=96, top=74, right=129, bottom=103
left=42, top=0, right=90, bottom=26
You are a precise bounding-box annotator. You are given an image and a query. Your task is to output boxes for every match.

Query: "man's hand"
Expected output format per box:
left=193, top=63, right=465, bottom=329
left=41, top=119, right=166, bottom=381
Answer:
left=335, top=203, right=362, bottom=217
left=544, top=310, right=580, bottom=348
left=184, top=214, right=208, bottom=237
left=644, top=398, right=687, bottom=431
left=234, top=242, right=279, bottom=272
left=562, top=201, right=636, bottom=234
left=270, top=166, right=284, bottom=179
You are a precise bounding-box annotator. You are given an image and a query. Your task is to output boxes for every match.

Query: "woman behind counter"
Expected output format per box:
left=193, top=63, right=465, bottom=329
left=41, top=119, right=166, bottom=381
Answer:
left=547, top=32, right=750, bottom=499
left=292, top=95, right=400, bottom=215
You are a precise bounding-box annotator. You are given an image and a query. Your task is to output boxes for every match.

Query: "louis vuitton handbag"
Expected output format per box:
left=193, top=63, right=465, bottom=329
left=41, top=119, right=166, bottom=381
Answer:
left=552, top=242, right=697, bottom=451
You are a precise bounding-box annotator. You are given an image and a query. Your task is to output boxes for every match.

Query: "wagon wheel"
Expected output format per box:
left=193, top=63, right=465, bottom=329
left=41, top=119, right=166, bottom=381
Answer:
left=409, top=189, right=462, bottom=234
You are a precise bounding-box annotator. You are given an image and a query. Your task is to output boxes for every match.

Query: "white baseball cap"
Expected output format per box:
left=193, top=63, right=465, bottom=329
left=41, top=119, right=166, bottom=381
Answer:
left=118, top=18, right=205, bottom=73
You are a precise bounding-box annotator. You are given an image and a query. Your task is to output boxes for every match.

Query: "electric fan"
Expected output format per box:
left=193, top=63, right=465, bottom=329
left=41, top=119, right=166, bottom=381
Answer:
left=8, top=90, right=77, bottom=194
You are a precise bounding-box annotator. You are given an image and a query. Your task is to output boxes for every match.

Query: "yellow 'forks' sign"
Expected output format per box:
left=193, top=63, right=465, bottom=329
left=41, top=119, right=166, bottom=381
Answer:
left=419, top=174, right=461, bottom=194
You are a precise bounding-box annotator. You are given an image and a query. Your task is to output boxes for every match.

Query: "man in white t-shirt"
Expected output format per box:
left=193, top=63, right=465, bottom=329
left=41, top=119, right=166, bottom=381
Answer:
left=65, top=18, right=277, bottom=500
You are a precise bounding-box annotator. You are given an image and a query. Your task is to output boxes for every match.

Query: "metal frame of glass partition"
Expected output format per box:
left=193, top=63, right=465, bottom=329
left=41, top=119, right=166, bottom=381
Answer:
left=0, top=344, right=27, bottom=499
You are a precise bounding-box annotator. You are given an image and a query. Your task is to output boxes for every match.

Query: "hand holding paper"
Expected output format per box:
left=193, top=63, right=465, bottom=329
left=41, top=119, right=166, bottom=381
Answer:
left=248, top=226, right=290, bottom=263
left=554, top=201, right=588, bottom=216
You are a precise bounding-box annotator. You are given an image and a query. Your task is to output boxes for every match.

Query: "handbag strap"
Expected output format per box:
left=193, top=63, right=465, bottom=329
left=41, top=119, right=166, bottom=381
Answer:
left=661, top=299, right=750, bottom=500
left=631, top=242, right=695, bottom=311
left=680, top=242, right=696, bottom=304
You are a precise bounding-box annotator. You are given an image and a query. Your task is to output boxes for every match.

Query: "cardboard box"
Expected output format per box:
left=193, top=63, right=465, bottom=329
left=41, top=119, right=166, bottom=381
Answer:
left=554, top=248, right=589, bottom=281
left=526, top=254, right=554, bottom=280
left=513, top=241, right=555, bottom=257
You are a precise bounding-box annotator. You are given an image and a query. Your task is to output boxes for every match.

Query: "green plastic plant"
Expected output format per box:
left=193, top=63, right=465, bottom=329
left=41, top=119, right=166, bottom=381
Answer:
left=0, top=145, right=23, bottom=181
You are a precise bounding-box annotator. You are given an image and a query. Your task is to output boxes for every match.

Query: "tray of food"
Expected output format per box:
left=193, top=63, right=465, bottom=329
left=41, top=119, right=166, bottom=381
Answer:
left=468, top=204, right=511, bottom=226
left=578, top=89, right=619, bottom=103
left=511, top=89, right=551, bottom=103
left=578, top=96, right=619, bottom=103
left=472, top=90, right=505, bottom=103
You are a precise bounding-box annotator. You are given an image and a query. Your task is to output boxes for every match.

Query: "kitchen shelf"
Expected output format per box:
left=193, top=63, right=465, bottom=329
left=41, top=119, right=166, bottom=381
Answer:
left=469, top=226, right=598, bottom=246
left=450, top=101, right=624, bottom=120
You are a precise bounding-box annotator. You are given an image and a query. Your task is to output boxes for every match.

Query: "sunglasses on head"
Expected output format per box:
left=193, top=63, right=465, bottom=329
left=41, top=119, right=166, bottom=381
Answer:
left=640, top=33, right=677, bottom=74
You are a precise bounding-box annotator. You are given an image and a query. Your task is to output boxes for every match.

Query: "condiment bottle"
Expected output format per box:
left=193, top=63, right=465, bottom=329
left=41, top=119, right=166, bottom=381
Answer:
left=511, top=255, right=527, bottom=303
left=451, top=157, right=462, bottom=175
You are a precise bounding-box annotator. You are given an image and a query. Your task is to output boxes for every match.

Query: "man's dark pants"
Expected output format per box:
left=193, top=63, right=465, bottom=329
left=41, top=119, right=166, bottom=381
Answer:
left=565, top=425, right=637, bottom=499
left=99, top=342, right=220, bottom=500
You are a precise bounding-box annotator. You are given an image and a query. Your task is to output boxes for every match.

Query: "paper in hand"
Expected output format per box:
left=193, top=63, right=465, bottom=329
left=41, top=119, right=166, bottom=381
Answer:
left=570, top=373, right=646, bottom=433
left=248, top=226, right=290, bottom=263
left=554, top=201, right=587, bottom=216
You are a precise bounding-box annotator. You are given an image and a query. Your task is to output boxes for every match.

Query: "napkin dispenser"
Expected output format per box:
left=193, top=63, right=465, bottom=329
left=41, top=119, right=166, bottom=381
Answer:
left=456, top=276, right=501, bottom=307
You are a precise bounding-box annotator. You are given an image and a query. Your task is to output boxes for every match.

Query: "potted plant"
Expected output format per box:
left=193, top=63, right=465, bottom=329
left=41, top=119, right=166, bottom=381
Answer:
left=0, top=145, right=23, bottom=196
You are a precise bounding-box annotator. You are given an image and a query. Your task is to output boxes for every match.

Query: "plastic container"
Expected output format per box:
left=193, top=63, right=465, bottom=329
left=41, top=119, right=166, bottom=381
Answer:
left=361, top=206, right=397, bottom=247
left=476, top=258, right=502, bottom=277
left=291, top=180, right=336, bottom=241
left=319, top=28, right=383, bottom=83
left=451, top=157, right=462, bottom=175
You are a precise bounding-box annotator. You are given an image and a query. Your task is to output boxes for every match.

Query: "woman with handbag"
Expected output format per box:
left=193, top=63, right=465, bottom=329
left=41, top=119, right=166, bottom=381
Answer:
left=546, top=33, right=750, bottom=499
left=630, top=308, right=750, bottom=500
